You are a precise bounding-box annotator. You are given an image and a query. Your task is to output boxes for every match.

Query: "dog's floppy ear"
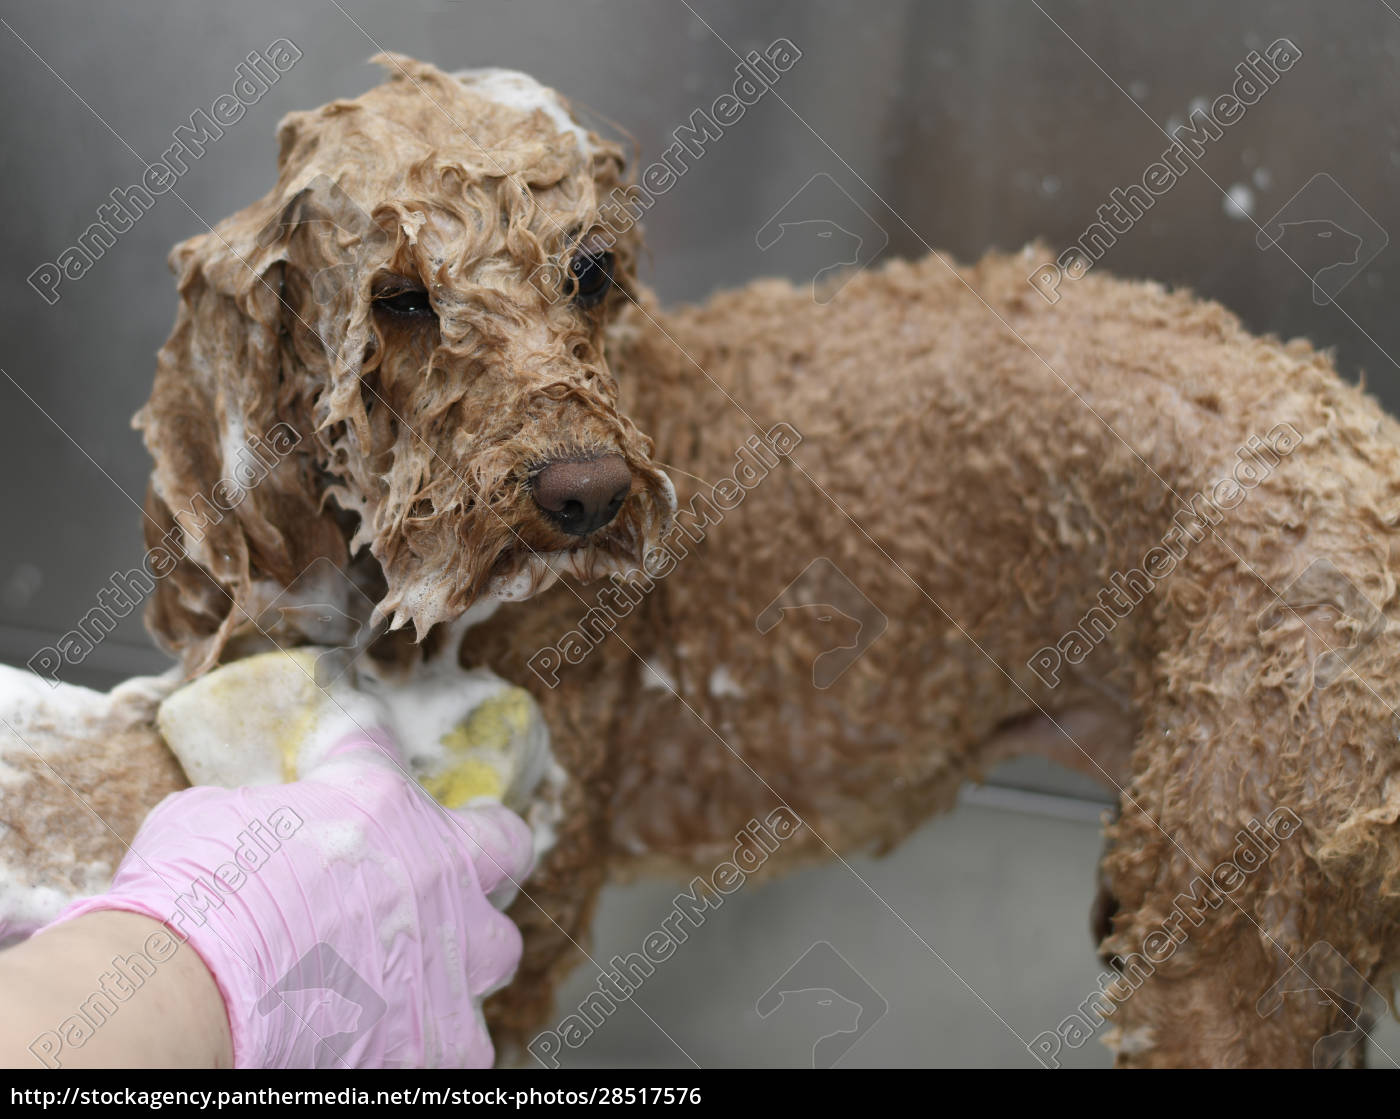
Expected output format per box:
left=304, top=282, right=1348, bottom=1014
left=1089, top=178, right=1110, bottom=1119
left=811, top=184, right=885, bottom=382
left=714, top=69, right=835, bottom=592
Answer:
left=134, top=171, right=373, bottom=676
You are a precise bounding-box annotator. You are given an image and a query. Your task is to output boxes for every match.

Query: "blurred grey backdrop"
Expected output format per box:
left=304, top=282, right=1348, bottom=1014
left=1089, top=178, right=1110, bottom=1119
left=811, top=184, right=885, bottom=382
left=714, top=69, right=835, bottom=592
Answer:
left=3, top=0, right=1399, bottom=1067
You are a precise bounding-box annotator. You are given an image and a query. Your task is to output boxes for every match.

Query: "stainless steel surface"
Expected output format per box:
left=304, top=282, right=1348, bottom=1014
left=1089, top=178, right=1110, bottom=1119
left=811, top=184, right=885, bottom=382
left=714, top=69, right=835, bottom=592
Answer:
left=561, top=797, right=1400, bottom=1068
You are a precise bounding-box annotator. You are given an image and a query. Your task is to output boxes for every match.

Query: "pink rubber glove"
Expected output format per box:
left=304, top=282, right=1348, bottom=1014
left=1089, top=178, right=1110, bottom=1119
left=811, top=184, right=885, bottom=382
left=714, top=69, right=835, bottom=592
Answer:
left=43, top=731, right=533, bottom=1069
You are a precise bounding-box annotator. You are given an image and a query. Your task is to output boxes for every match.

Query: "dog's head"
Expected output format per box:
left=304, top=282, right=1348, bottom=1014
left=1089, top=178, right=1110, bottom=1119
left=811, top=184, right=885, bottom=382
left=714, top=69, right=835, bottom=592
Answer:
left=137, top=54, right=675, bottom=672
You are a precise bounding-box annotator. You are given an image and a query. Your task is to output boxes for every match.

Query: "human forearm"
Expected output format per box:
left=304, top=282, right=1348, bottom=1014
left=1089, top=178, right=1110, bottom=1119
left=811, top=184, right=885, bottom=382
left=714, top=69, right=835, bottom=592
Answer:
left=0, top=911, right=232, bottom=1069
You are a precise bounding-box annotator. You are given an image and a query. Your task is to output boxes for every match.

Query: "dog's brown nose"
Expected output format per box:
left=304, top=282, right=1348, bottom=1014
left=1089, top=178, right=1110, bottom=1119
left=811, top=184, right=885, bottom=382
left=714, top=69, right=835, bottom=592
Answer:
left=531, top=453, right=632, bottom=536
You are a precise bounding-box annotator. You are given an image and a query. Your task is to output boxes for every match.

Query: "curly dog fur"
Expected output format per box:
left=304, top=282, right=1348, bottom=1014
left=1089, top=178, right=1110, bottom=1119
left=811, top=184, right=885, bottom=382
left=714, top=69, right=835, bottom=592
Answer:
left=5, top=54, right=1400, bottom=1068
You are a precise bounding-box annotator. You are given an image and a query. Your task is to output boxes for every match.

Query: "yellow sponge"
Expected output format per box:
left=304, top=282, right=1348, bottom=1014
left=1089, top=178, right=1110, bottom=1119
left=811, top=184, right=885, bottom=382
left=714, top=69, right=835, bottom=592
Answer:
left=155, top=649, right=551, bottom=816
left=155, top=650, right=348, bottom=789
left=422, top=689, right=535, bottom=806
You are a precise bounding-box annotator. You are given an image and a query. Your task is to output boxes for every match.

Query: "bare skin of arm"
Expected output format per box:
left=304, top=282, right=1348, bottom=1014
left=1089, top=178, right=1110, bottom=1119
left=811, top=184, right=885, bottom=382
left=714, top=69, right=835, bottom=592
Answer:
left=0, top=912, right=232, bottom=1069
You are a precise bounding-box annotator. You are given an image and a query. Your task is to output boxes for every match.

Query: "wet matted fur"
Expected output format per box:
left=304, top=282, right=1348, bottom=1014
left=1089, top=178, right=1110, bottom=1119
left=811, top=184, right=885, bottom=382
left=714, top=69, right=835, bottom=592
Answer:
left=5, top=54, right=1400, bottom=1068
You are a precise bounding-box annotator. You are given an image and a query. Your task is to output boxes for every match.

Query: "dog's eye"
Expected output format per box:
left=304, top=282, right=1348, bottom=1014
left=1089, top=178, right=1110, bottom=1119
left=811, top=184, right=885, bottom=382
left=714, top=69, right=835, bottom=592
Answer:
left=569, top=250, right=614, bottom=309
left=373, top=287, right=434, bottom=318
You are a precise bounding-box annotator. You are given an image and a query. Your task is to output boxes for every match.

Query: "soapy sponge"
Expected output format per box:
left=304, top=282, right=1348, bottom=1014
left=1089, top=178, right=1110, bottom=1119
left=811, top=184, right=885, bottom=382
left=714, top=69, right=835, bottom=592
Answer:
left=155, top=649, right=554, bottom=821
left=155, top=650, right=368, bottom=787
left=425, top=689, right=539, bottom=807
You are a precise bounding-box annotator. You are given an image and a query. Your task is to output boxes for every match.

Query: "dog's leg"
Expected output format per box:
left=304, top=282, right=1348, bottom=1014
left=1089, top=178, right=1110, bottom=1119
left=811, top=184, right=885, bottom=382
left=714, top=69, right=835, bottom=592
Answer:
left=1092, top=554, right=1400, bottom=1068
left=484, top=793, right=609, bottom=1064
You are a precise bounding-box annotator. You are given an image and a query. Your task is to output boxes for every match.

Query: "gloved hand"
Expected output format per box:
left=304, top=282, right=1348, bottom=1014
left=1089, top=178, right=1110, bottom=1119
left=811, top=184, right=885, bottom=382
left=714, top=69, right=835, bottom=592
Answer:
left=43, top=729, right=534, bottom=1069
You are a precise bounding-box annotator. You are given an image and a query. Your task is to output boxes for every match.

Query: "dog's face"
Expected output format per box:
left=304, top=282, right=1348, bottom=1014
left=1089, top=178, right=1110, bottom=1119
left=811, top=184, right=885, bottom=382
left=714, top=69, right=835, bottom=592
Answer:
left=137, top=56, right=674, bottom=670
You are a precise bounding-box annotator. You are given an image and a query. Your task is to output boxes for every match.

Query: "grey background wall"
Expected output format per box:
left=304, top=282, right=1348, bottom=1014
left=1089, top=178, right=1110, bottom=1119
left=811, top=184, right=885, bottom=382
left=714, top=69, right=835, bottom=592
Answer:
left=3, top=0, right=1399, bottom=1066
